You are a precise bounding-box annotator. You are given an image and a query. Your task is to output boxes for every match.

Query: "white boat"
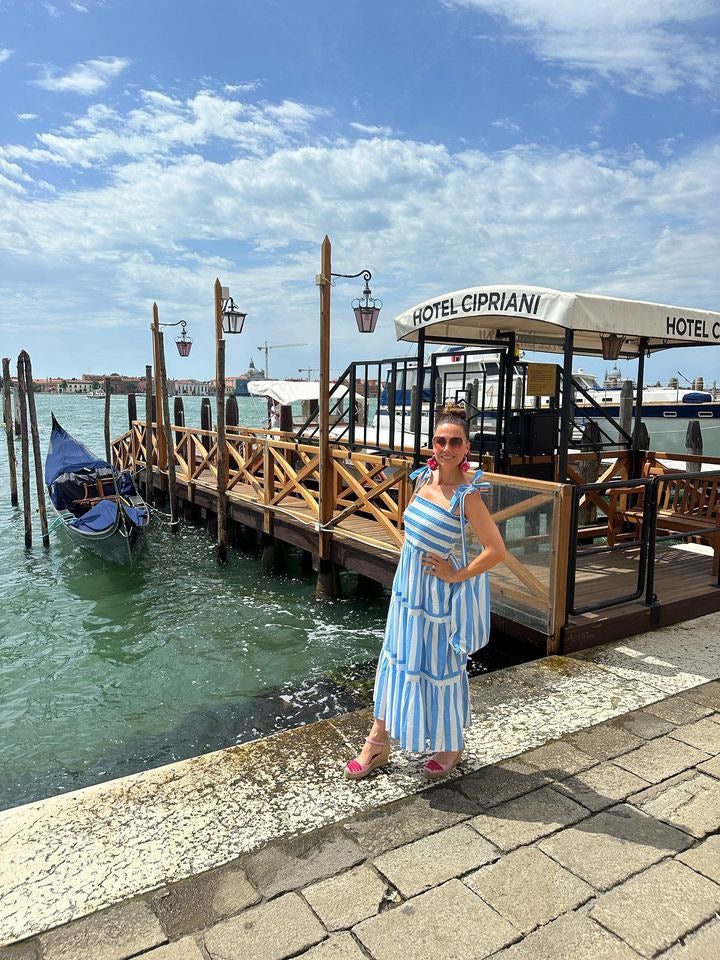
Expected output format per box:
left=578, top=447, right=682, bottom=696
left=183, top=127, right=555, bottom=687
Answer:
left=574, top=366, right=720, bottom=423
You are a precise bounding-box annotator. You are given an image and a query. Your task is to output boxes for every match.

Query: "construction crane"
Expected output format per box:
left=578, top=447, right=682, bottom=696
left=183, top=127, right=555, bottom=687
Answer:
left=298, top=366, right=342, bottom=380
left=257, top=341, right=307, bottom=379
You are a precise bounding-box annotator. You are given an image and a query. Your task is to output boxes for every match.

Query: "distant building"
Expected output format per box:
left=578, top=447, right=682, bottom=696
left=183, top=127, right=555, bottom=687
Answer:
left=175, top=379, right=211, bottom=396
left=82, top=373, right=142, bottom=395
left=235, top=358, right=266, bottom=396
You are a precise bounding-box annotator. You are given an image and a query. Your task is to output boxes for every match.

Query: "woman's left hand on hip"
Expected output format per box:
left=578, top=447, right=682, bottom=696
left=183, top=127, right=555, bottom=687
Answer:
left=421, top=552, right=456, bottom=582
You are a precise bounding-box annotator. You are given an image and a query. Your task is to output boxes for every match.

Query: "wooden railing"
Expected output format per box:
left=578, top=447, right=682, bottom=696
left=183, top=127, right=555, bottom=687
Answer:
left=112, top=421, right=572, bottom=644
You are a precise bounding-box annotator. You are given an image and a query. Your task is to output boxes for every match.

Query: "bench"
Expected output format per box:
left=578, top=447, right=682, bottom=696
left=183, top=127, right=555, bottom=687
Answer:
left=612, top=464, right=720, bottom=576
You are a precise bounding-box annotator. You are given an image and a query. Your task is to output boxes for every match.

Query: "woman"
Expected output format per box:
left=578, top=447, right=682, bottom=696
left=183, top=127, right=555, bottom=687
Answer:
left=345, top=403, right=506, bottom=780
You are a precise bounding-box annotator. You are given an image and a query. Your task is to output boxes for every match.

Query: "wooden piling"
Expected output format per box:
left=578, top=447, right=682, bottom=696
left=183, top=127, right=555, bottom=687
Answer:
left=174, top=396, right=184, bottom=448
left=216, top=338, right=227, bottom=562
left=13, top=382, right=21, bottom=436
left=279, top=404, right=293, bottom=432
left=316, top=235, right=336, bottom=598
left=619, top=380, right=633, bottom=442
left=19, top=352, right=49, bottom=547
left=686, top=419, right=703, bottom=473
left=144, top=364, right=153, bottom=504
left=16, top=355, right=31, bottom=547
left=152, top=303, right=167, bottom=470
left=157, top=331, right=179, bottom=533
left=2, top=358, right=18, bottom=506
left=200, top=397, right=212, bottom=451
left=104, top=376, right=112, bottom=463
left=127, top=393, right=137, bottom=430
left=226, top=395, right=239, bottom=428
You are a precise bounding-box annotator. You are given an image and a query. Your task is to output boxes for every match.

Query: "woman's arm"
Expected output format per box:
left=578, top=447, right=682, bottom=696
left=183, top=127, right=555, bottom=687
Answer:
left=449, top=492, right=505, bottom=583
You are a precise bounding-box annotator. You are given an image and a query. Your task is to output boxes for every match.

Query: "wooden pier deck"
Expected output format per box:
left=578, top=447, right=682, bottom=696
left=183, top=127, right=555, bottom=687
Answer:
left=112, top=422, right=720, bottom=654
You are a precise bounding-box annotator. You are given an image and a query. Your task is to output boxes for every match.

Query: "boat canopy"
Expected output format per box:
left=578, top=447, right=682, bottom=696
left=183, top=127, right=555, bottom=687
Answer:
left=45, top=416, right=109, bottom=486
left=247, top=380, right=348, bottom=404
left=394, top=285, right=720, bottom=358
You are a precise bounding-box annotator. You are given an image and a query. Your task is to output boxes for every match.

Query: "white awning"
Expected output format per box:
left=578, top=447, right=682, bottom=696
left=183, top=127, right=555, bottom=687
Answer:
left=247, top=380, right=348, bottom=404
left=394, top=285, right=720, bottom=357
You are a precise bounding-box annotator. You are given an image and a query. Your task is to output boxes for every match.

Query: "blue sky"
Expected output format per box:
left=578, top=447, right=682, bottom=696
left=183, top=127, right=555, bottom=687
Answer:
left=1, top=0, right=719, bottom=385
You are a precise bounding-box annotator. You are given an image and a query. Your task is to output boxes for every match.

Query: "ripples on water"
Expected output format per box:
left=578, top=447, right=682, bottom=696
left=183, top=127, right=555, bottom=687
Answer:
left=0, top=393, right=558, bottom=810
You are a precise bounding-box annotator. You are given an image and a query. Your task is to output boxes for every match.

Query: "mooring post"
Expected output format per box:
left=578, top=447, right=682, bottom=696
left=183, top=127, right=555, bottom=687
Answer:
left=20, top=353, right=49, bottom=547
left=13, top=382, right=21, bottom=436
left=152, top=303, right=167, bottom=470
left=686, top=419, right=703, bottom=473
left=144, top=364, right=154, bottom=504
left=157, top=331, right=179, bottom=533
left=127, top=393, right=137, bottom=431
left=216, top=336, right=228, bottom=562
left=2, top=358, right=18, bottom=506
left=200, top=396, right=213, bottom=452
left=316, top=235, right=336, bottom=598
left=16, top=355, right=32, bottom=548
left=174, top=395, right=184, bottom=449
left=619, top=380, right=633, bottom=445
left=225, top=395, right=239, bottom=429
left=104, top=376, right=112, bottom=463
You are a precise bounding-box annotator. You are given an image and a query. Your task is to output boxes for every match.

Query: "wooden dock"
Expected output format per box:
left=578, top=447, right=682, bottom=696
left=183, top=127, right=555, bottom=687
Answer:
left=112, top=420, right=720, bottom=654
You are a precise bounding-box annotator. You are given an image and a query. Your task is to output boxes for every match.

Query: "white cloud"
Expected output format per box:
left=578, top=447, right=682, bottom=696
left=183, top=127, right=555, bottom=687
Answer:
left=490, top=117, right=520, bottom=133
left=350, top=122, right=394, bottom=136
left=448, top=0, right=719, bottom=95
left=42, top=2, right=61, bottom=15
left=0, top=87, right=718, bottom=376
left=224, top=81, right=261, bottom=93
left=70, top=2, right=90, bottom=11
left=34, top=56, right=130, bottom=95
left=17, top=113, right=39, bottom=122
left=1, top=90, right=329, bottom=169
left=0, top=48, right=13, bottom=64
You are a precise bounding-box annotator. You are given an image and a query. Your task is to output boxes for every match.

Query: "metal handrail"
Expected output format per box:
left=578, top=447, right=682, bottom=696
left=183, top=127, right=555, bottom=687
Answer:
left=567, top=476, right=654, bottom=616
left=566, top=469, right=720, bottom=621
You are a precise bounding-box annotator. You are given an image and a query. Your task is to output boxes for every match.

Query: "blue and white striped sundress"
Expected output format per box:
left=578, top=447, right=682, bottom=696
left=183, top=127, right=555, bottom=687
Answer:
left=373, top=466, right=491, bottom=752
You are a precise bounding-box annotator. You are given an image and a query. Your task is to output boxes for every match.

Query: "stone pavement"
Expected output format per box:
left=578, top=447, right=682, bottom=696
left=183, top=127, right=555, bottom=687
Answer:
left=3, top=679, right=720, bottom=960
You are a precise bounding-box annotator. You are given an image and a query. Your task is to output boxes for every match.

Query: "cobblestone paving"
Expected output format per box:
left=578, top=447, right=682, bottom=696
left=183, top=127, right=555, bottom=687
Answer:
left=3, top=681, right=720, bottom=960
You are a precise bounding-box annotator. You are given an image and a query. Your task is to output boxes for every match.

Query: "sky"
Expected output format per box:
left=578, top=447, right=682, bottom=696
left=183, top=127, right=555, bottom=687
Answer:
left=0, top=0, right=719, bottom=386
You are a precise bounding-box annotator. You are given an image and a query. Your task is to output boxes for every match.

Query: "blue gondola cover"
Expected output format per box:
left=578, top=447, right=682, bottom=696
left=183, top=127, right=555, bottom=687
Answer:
left=68, top=499, right=118, bottom=533
left=45, top=419, right=109, bottom=486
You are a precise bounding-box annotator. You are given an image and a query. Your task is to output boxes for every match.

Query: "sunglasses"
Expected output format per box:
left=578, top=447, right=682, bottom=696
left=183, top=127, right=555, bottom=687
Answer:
left=432, top=436, right=466, bottom=449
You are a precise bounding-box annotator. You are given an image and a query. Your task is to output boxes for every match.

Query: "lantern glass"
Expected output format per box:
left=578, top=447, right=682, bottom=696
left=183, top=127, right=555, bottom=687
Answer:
left=353, top=304, right=380, bottom=333
left=601, top=333, right=624, bottom=360
left=176, top=336, right=193, bottom=357
left=223, top=309, right=246, bottom=335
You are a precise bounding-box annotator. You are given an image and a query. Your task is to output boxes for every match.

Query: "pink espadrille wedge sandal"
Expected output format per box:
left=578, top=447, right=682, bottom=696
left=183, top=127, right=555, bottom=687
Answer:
left=344, top=736, right=391, bottom=780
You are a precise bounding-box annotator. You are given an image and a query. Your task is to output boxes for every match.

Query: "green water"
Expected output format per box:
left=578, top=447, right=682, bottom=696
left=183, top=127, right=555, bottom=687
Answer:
left=2, top=394, right=710, bottom=813
left=0, top=395, right=395, bottom=811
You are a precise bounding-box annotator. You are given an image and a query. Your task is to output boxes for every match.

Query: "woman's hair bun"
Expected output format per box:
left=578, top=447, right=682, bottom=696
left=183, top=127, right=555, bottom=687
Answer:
left=439, top=402, right=467, bottom=420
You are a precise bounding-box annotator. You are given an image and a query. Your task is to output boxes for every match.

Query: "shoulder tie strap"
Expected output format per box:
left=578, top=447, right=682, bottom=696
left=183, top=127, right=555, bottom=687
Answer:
left=409, top=464, right=432, bottom=483
left=450, top=470, right=492, bottom=565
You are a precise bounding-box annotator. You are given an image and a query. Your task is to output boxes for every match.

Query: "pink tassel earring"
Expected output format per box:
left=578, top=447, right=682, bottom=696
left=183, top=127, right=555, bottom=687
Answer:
left=460, top=456, right=470, bottom=472
left=427, top=456, right=438, bottom=469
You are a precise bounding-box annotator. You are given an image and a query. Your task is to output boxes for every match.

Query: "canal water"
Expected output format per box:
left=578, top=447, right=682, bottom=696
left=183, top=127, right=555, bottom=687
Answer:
left=1, top=394, right=533, bottom=812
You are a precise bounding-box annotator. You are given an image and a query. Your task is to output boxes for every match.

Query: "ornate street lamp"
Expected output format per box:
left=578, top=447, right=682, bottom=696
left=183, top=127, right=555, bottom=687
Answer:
left=220, top=287, right=246, bottom=335
left=155, top=318, right=193, bottom=357
left=329, top=269, right=382, bottom=333
left=175, top=319, right=193, bottom=357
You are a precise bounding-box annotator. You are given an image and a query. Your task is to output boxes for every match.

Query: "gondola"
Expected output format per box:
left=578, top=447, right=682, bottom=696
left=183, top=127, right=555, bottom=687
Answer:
left=45, top=415, right=149, bottom=564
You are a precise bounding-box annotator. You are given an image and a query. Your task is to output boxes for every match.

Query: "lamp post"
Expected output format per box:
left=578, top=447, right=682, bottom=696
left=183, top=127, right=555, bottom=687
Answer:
left=149, top=309, right=192, bottom=531
left=213, top=278, right=246, bottom=562
left=150, top=313, right=193, bottom=471
left=314, top=236, right=381, bottom=597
